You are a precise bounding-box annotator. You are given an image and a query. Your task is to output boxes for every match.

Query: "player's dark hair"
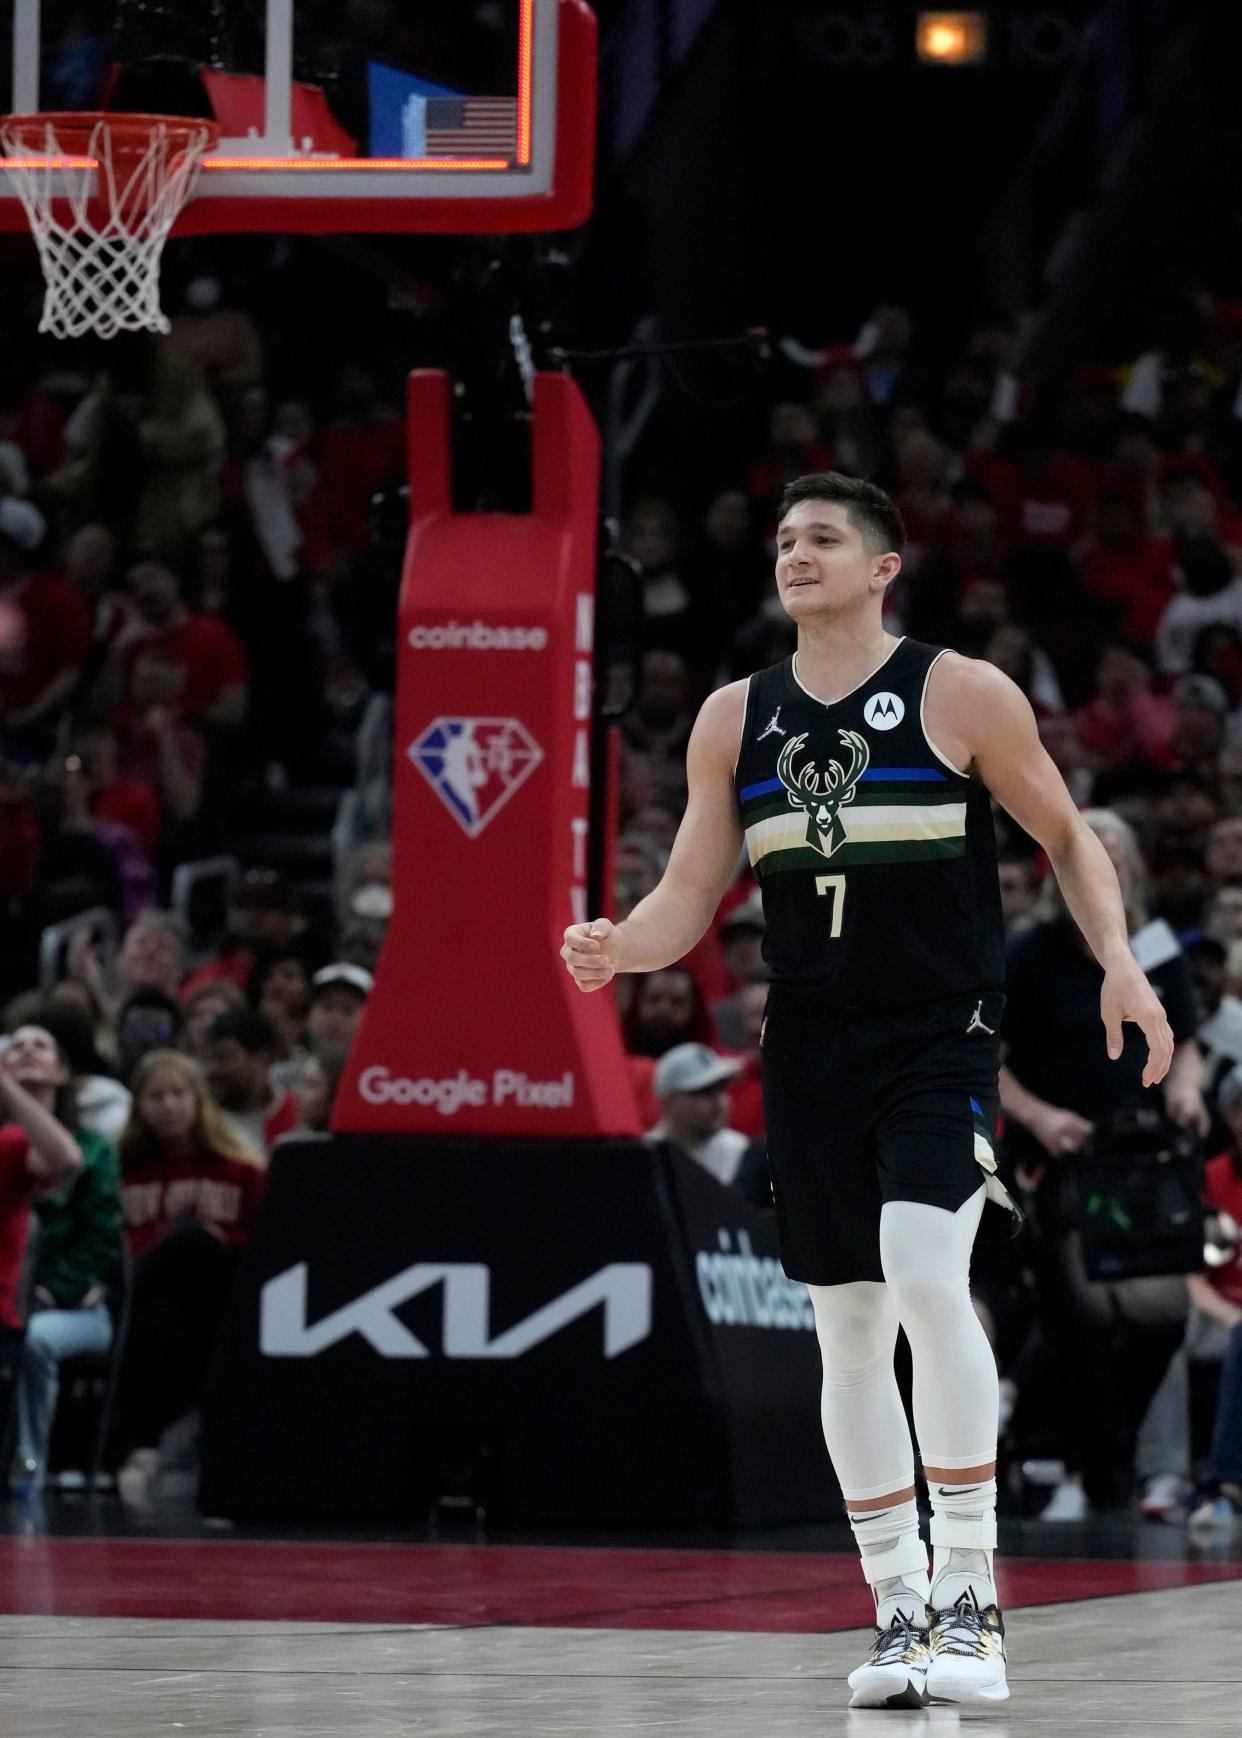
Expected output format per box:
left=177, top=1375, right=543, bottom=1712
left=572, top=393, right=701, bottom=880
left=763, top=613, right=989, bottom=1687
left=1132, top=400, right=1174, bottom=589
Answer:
left=778, top=472, right=907, bottom=556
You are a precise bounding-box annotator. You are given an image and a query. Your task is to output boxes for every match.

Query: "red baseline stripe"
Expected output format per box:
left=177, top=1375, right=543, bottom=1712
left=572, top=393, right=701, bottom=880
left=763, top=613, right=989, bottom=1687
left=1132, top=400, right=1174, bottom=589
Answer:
left=0, top=1539, right=1237, bottom=1630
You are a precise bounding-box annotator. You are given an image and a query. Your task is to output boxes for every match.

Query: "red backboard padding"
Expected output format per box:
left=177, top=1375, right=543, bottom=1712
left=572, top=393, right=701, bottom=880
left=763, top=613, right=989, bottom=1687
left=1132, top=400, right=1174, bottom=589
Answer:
left=333, top=371, right=640, bottom=1137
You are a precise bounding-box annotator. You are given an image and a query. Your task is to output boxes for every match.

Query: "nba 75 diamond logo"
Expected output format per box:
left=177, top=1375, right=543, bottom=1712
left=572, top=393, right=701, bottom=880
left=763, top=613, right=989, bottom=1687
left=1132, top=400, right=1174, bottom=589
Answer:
left=409, top=717, right=544, bottom=838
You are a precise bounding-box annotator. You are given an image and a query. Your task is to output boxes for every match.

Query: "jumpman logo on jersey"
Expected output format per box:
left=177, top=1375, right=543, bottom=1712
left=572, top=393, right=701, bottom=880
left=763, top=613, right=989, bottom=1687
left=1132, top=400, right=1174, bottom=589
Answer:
left=757, top=707, right=787, bottom=741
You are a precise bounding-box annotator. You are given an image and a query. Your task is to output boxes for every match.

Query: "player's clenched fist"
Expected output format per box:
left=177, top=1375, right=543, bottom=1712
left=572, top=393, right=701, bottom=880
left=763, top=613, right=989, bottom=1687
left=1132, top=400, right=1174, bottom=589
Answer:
left=561, top=919, right=620, bottom=991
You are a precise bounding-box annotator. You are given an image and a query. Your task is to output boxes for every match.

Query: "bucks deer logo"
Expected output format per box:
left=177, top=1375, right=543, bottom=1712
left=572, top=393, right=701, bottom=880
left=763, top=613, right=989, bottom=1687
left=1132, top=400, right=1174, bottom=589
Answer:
left=776, top=729, right=870, bottom=859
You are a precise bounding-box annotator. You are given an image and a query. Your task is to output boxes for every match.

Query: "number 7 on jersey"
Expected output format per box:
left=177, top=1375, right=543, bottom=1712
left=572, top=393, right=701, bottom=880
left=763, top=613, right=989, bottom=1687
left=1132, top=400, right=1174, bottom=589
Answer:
left=815, top=873, right=846, bottom=938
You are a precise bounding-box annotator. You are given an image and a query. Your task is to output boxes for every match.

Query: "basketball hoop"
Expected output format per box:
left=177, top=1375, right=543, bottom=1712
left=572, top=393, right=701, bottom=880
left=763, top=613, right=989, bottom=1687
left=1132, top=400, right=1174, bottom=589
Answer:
left=0, top=112, right=219, bottom=341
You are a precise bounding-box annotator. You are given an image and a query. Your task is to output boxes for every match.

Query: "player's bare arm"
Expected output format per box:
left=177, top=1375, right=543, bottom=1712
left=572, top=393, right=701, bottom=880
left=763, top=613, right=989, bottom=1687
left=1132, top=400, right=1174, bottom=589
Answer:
left=925, top=653, right=1174, bottom=1087
left=560, top=681, right=747, bottom=992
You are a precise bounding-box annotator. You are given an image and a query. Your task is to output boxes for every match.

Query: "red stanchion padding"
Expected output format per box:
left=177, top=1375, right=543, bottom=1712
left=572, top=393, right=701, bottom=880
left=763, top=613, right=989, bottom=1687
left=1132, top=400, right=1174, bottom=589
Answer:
left=333, top=370, right=641, bottom=1137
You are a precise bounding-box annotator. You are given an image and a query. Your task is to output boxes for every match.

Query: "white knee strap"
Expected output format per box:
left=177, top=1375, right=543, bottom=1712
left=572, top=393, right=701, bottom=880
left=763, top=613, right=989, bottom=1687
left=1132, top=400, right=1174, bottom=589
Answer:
left=849, top=1496, right=929, bottom=1587
left=928, top=1477, right=998, bottom=1552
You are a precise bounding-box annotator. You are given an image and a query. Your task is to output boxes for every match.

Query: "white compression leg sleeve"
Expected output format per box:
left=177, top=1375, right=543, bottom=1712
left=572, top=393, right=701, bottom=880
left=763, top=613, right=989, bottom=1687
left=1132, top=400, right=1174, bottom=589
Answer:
left=879, top=1188, right=999, bottom=1604
left=808, top=1280, right=913, bottom=1502
left=808, top=1281, right=928, bottom=1612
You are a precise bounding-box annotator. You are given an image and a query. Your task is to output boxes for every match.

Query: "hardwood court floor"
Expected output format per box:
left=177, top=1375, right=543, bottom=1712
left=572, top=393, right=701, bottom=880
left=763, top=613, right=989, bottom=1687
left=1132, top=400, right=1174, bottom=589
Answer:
left=0, top=1523, right=1238, bottom=1736
left=0, top=1582, right=1239, bottom=1736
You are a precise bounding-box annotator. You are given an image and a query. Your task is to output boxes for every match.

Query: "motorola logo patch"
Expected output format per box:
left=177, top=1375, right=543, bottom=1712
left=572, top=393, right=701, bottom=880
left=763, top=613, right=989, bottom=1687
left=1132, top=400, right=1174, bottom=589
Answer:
left=864, top=692, right=904, bottom=730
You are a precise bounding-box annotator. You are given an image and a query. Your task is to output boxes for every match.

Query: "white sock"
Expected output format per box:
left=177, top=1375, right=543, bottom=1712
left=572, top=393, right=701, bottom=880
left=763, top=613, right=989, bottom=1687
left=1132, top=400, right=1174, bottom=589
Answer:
left=848, top=1494, right=930, bottom=1627
left=929, top=1478, right=998, bottom=1610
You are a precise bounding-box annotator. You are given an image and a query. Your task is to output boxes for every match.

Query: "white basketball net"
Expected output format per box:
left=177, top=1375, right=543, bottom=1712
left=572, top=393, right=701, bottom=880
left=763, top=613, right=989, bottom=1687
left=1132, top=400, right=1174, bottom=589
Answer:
left=0, top=114, right=217, bottom=341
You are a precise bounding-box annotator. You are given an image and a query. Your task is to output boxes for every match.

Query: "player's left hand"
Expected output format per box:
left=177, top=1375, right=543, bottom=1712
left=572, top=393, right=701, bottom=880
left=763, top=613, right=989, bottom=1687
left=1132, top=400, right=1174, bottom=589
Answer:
left=1099, top=955, right=1173, bottom=1088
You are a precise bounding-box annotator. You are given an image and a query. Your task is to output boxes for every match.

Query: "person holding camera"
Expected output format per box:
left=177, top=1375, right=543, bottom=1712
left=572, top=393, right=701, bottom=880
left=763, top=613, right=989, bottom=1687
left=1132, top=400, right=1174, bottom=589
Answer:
left=0, top=1030, right=84, bottom=1375
left=1000, top=809, right=1208, bottom=1518
left=1186, top=1064, right=1242, bottom=1532
left=5, top=1023, right=120, bottom=1491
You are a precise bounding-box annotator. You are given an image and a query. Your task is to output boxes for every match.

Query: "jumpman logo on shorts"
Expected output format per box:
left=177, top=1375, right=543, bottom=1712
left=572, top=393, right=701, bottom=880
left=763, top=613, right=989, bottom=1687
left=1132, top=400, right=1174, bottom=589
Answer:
left=966, top=999, right=996, bottom=1036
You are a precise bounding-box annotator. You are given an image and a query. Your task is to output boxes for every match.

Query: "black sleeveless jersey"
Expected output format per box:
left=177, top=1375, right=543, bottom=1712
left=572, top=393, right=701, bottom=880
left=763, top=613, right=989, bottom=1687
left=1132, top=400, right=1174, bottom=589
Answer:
left=733, top=638, right=1004, bottom=1010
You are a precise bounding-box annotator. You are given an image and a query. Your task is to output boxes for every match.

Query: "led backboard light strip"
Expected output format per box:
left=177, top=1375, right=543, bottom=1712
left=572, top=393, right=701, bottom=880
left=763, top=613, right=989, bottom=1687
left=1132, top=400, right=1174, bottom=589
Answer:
left=517, top=0, right=535, bottom=165
left=203, top=158, right=513, bottom=172
left=3, top=157, right=513, bottom=172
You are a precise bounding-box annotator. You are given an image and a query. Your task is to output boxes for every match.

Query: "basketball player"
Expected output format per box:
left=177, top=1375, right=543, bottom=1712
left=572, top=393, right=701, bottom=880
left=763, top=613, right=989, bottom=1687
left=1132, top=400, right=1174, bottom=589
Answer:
left=561, top=473, right=1173, bottom=1709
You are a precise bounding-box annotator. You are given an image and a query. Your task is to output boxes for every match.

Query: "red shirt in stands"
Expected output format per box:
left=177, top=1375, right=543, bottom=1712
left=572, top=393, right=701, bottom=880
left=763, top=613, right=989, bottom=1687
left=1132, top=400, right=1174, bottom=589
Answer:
left=261, top=1089, right=299, bottom=1154
left=728, top=1057, right=765, bottom=1140
left=0, top=573, right=90, bottom=713
left=0, top=1124, right=35, bottom=1330
left=126, top=614, right=248, bottom=720
left=92, top=775, right=162, bottom=855
left=1078, top=534, right=1176, bottom=646
left=1205, top=1150, right=1242, bottom=1312
left=114, top=709, right=207, bottom=802
left=315, top=419, right=405, bottom=559
left=181, top=950, right=255, bottom=998
left=970, top=452, right=1100, bottom=548
left=121, top=1147, right=265, bottom=1259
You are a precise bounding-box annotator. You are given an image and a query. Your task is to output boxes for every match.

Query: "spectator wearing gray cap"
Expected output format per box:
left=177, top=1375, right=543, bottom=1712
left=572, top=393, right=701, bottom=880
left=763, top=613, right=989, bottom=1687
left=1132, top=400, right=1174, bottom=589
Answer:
left=644, top=1041, right=748, bottom=1186
left=271, top=964, right=373, bottom=1096
left=305, top=963, right=373, bottom=1058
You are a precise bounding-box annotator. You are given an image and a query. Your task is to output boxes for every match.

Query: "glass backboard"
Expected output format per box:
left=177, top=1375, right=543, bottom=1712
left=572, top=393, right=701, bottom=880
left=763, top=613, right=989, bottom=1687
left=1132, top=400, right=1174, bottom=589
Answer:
left=0, top=0, right=595, bottom=234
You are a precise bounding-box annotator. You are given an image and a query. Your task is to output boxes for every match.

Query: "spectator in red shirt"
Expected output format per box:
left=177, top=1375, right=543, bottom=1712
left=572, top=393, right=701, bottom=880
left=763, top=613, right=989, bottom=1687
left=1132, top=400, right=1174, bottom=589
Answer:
left=1074, top=645, right=1175, bottom=778
left=972, top=418, right=1099, bottom=549
left=181, top=869, right=320, bottom=998
left=313, top=367, right=405, bottom=567
left=1077, top=491, right=1175, bottom=646
left=113, top=559, right=249, bottom=729
left=203, top=1008, right=298, bottom=1161
left=0, top=497, right=90, bottom=744
left=725, top=979, right=768, bottom=1140
left=71, top=723, right=162, bottom=855
left=0, top=1048, right=83, bottom=1339
left=113, top=1047, right=264, bottom=1506
left=112, top=660, right=206, bottom=836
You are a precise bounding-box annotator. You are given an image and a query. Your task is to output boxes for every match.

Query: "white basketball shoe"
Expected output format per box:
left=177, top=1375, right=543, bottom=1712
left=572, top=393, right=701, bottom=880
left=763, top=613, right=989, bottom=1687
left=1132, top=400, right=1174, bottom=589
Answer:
left=847, top=1611, right=931, bottom=1709
left=925, top=1588, right=1009, bottom=1703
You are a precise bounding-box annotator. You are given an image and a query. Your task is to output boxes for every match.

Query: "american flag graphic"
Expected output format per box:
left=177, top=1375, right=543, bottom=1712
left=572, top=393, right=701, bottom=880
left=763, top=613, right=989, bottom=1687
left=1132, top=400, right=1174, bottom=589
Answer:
left=425, top=98, right=518, bottom=158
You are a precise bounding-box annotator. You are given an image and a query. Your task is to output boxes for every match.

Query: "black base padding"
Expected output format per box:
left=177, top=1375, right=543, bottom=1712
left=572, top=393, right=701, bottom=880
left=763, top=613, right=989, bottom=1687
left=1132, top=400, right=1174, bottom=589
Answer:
left=200, top=1135, right=833, bottom=1528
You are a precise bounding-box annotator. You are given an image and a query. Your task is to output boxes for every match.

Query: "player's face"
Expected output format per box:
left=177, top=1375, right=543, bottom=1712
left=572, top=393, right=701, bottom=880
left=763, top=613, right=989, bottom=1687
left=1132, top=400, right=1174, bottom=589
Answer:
left=774, top=501, right=875, bottom=619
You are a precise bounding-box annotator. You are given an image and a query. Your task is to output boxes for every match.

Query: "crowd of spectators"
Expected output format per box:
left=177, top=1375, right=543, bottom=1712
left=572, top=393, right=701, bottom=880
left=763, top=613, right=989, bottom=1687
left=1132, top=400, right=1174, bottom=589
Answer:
left=0, top=873, right=374, bottom=1501
left=614, top=287, right=1242, bottom=1532
left=0, top=170, right=420, bottom=1503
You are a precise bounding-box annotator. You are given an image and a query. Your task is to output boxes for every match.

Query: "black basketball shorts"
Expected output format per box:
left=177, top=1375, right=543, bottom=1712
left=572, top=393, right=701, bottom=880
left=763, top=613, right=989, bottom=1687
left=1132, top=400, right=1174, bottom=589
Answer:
left=759, top=987, right=1004, bottom=1286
